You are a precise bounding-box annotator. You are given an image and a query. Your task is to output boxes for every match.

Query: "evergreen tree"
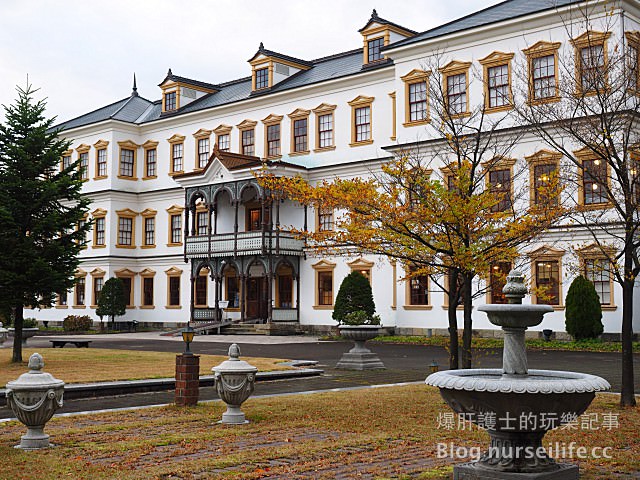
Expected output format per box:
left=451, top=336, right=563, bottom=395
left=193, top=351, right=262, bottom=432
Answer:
left=96, top=277, right=127, bottom=326
left=332, top=271, right=376, bottom=323
left=0, top=84, right=90, bottom=362
left=565, top=276, right=604, bottom=340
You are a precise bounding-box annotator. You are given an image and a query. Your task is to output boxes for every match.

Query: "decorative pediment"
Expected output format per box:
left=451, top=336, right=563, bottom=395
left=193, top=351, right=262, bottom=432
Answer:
left=117, top=140, right=140, bottom=149
left=348, top=95, right=375, bottom=107
left=287, top=108, right=311, bottom=119
left=481, top=156, right=516, bottom=169
left=358, top=9, right=416, bottom=37
left=214, top=124, right=232, bottom=135
left=192, top=128, right=212, bottom=139
left=165, top=266, right=183, bottom=275
left=574, top=146, right=604, bottom=160
left=625, top=31, right=640, bottom=46
left=311, top=259, right=337, bottom=270
left=166, top=205, right=185, bottom=214
left=528, top=245, right=565, bottom=258
left=262, top=113, right=284, bottom=125
left=139, top=268, right=156, bottom=277
left=167, top=134, right=186, bottom=144
left=439, top=60, right=472, bottom=74
left=93, top=139, right=109, bottom=149
left=115, top=268, right=137, bottom=277
left=478, top=51, right=515, bottom=66
left=142, top=140, right=159, bottom=149
left=237, top=119, right=258, bottom=130
left=140, top=208, right=157, bottom=217
left=75, top=269, right=87, bottom=278
left=91, top=208, right=107, bottom=217
left=115, top=208, right=138, bottom=217
left=347, top=257, right=375, bottom=270
left=525, top=150, right=563, bottom=164
left=76, top=144, right=91, bottom=153
left=576, top=243, right=616, bottom=257
left=312, top=103, right=337, bottom=114
left=522, top=40, right=561, bottom=57
left=90, top=267, right=106, bottom=276
left=400, top=69, right=430, bottom=82
left=570, top=30, right=612, bottom=49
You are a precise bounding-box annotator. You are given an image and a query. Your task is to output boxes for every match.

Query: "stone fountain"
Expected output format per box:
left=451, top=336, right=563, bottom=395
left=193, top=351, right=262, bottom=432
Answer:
left=426, top=270, right=610, bottom=479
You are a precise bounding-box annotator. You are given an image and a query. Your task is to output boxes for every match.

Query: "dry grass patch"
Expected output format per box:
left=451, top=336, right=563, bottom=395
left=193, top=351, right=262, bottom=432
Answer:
left=0, top=348, right=290, bottom=384
left=0, top=385, right=637, bottom=479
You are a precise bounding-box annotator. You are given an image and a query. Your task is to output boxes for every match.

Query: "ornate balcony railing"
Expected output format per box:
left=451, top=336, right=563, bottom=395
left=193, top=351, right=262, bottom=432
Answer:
left=193, top=308, right=218, bottom=320
left=186, top=231, right=305, bottom=258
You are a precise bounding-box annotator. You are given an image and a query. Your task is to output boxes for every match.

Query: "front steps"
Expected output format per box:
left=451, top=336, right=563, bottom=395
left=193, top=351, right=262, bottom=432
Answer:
left=221, top=322, right=304, bottom=336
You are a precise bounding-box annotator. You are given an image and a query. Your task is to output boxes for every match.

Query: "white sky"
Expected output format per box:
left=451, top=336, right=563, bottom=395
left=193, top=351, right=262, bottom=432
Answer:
left=0, top=0, right=499, bottom=124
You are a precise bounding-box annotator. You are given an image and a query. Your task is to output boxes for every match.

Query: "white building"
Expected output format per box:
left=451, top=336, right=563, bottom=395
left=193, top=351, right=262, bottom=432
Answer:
left=32, top=0, right=640, bottom=336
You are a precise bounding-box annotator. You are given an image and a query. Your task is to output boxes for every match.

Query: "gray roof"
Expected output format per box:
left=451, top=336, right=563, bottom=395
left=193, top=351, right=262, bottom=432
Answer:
left=386, top=0, right=583, bottom=50
left=55, top=0, right=585, bottom=132
left=54, top=94, right=155, bottom=131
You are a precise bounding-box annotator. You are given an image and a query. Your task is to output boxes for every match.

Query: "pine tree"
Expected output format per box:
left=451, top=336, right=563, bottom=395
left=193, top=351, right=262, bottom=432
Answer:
left=96, top=277, right=127, bottom=326
left=565, top=276, right=604, bottom=340
left=332, top=271, right=376, bottom=323
left=0, top=84, right=90, bottom=362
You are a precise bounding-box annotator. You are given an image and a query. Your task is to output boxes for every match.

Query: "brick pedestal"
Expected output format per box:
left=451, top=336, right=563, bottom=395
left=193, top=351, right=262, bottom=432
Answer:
left=175, top=354, right=200, bottom=406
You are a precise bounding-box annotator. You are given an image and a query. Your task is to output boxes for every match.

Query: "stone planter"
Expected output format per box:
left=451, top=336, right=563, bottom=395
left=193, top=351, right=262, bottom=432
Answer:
left=8, top=328, right=40, bottom=345
left=6, top=353, right=65, bottom=449
left=0, top=322, right=8, bottom=347
left=212, top=344, right=258, bottom=424
left=336, top=325, right=385, bottom=370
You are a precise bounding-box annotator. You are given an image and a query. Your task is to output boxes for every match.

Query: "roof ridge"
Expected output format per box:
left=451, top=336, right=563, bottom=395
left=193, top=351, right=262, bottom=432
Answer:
left=52, top=96, right=131, bottom=130
left=310, top=47, right=363, bottom=64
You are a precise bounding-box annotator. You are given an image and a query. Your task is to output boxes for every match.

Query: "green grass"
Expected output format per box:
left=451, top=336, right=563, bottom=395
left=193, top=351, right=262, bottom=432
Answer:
left=369, top=335, right=640, bottom=353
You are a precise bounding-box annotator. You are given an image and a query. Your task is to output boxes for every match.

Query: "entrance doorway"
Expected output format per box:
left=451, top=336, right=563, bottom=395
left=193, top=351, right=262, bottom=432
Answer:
left=246, top=276, right=268, bottom=321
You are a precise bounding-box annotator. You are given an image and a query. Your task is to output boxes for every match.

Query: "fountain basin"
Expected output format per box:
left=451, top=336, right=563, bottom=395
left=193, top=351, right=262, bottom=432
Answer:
left=478, top=304, right=553, bottom=329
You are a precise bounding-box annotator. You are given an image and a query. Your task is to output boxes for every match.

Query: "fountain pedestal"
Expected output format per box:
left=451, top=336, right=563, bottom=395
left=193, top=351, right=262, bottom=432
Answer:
left=426, top=270, right=610, bottom=479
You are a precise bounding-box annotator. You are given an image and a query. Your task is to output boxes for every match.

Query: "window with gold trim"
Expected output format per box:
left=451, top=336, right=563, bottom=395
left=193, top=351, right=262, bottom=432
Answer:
left=116, top=209, right=137, bottom=248
left=167, top=205, right=184, bottom=246
left=117, top=140, right=139, bottom=180
left=479, top=51, right=514, bottom=112
left=312, top=103, right=336, bottom=151
left=523, top=41, right=561, bottom=104
left=578, top=245, right=616, bottom=308
left=484, top=158, right=516, bottom=213
left=288, top=109, right=310, bottom=155
left=193, top=129, right=212, bottom=170
left=76, top=144, right=90, bottom=180
left=140, top=268, right=156, bottom=309
left=401, top=69, right=430, bottom=126
left=165, top=267, right=182, bottom=308
left=526, top=150, right=562, bottom=207
left=626, top=32, right=640, bottom=92
left=167, top=134, right=186, bottom=175
left=93, top=140, right=109, bottom=179
left=488, top=262, right=511, bottom=304
left=90, top=268, right=105, bottom=307
left=529, top=246, right=564, bottom=308
left=142, top=140, right=158, bottom=180
left=348, top=96, right=374, bottom=147
left=74, top=270, right=87, bottom=307
left=141, top=208, right=157, bottom=248
left=92, top=208, right=107, bottom=248
left=214, top=124, right=232, bottom=152
left=115, top=269, right=136, bottom=308
left=312, top=260, right=336, bottom=309
left=262, top=114, right=283, bottom=159
left=237, top=120, right=257, bottom=156
left=439, top=61, right=471, bottom=117
left=571, top=31, right=611, bottom=95
left=195, top=268, right=209, bottom=307
left=575, top=148, right=609, bottom=207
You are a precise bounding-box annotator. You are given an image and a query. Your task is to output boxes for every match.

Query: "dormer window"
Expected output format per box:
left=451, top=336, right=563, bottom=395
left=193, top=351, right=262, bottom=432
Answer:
left=164, top=91, right=177, bottom=111
left=359, top=9, right=416, bottom=67
left=367, top=37, right=385, bottom=63
left=255, top=67, right=269, bottom=90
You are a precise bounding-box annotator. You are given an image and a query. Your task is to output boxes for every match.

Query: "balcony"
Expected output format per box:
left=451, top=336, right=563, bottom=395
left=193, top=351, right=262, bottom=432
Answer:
left=186, top=231, right=305, bottom=258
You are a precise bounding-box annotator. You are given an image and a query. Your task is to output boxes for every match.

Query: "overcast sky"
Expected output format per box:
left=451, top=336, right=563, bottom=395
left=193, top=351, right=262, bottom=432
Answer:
left=0, top=0, right=499, bottom=124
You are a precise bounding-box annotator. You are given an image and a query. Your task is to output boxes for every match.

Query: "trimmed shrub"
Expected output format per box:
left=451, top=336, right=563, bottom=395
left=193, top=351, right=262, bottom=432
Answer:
left=333, top=271, right=376, bottom=323
left=342, top=310, right=381, bottom=326
left=22, top=318, right=38, bottom=328
left=565, top=275, right=604, bottom=340
left=63, top=315, right=93, bottom=332
left=96, top=277, right=127, bottom=324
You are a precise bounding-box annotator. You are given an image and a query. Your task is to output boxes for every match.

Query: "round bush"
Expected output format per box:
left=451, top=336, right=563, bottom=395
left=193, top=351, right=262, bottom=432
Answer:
left=333, top=271, right=376, bottom=323
left=63, top=315, right=93, bottom=332
left=565, top=275, right=604, bottom=340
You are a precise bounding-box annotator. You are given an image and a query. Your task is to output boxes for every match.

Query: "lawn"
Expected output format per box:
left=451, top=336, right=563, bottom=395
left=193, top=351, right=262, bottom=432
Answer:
left=0, top=349, right=290, bottom=385
left=370, top=335, right=640, bottom=353
left=0, top=385, right=637, bottom=479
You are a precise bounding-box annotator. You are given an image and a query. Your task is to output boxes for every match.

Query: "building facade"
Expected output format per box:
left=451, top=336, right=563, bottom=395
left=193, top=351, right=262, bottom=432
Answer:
left=32, top=0, right=640, bottom=335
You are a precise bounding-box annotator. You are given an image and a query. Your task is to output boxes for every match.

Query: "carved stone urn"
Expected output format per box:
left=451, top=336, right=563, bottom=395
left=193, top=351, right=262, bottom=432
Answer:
left=212, top=344, right=258, bottom=424
left=6, top=353, right=65, bottom=449
left=8, top=327, right=39, bottom=345
left=336, top=325, right=385, bottom=370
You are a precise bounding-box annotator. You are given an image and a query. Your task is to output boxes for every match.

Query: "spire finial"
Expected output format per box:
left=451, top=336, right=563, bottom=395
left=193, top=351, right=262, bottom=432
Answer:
left=131, top=73, right=138, bottom=97
left=259, top=42, right=264, bottom=50
left=372, top=8, right=378, bottom=18
left=167, top=68, right=173, bottom=77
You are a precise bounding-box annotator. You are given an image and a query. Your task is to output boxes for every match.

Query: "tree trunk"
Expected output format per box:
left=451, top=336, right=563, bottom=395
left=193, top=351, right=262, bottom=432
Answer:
left=447, top=271, right=459, bottom=369
left=461, top=273, right=473, bottom=369
left=620, top=249, right=637, bottom=407
left=11, top=304, right=24, bottom=363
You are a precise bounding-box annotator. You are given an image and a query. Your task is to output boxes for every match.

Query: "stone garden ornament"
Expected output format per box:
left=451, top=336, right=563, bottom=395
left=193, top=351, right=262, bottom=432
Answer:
left=426, top=270, right=610, bottom=479
left=212, top=344, right=258, bottom=424
left=6, top=353, right=65, bottom=449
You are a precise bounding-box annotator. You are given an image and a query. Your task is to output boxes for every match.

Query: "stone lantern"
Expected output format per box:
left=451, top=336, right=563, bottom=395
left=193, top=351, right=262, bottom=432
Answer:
left=6, top=353, right=65, bottom=449
left=212, top=344, right=258, bottom=424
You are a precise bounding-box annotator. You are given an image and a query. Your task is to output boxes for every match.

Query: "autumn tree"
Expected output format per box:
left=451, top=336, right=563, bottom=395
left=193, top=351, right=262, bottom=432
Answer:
left=259, top=56, right=563, bottom=368
left=0, top=84, right=90, bottom=363
left=514, top=3, right=637, bottom=405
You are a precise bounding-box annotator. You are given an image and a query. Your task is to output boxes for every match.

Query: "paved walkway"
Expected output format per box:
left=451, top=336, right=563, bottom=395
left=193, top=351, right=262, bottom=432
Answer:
left=2, top=332, right=637, bottom=419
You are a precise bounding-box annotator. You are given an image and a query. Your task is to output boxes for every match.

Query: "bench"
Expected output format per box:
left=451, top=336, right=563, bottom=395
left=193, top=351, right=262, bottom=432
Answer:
left=49, top=340, right=92, bottom=348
